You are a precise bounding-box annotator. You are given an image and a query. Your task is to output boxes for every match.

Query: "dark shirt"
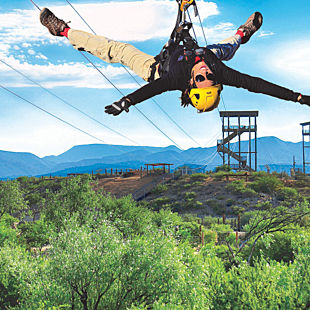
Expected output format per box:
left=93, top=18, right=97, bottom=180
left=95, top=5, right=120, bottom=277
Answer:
left=127, top=46, right=299, bottom=104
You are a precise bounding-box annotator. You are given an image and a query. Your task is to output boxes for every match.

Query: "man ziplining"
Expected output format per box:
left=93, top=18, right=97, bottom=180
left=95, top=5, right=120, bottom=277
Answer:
left=39, top=2, right=310, bottom=116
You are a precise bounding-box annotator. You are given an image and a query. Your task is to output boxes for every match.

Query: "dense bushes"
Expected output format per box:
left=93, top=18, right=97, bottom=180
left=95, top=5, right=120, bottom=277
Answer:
left=0, top=176, right=309, bottom=309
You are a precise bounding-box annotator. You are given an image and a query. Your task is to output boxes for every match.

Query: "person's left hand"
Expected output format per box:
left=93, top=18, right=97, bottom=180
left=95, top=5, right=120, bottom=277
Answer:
left=105, top=97, right=132, bottom=116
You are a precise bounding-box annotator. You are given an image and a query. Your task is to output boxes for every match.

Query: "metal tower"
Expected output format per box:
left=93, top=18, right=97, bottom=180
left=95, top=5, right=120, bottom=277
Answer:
left=301, top=121, right=310, bottom=174
left=217, top=111, right=258, bottom=171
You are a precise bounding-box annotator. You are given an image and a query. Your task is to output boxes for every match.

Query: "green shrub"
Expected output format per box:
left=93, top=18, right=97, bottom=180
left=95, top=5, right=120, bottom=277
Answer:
left=190, top=173, right=207, bottom=181
left=215, top=165, right=232, bottom=172
left=150, top=197, right=170, bottom=210
left=178, top=221, right=202, bottom=244
left=231, top=206, right=245, bottom=215
left=206, top=200, right=226, bottom=215
left=241, top=229, right=300, bottom=264
left=213, top=171, right=228, bottom=181
left=204, top=230, right=217, bottom=244
left=250, top=175, right=283, bottom=194
left=226, top=198, right=236, bottom=207
left=18, top=219, right=50, bottom=250
left=241, top=188, right=257, bottom=198
left=226, top=180, right=245, bottom=195
left=183, top=183, right=192, bottom=189
left=254, top=201, right=272, bottom=210
left=276, top=187, right=299, bottom=201
left=242, top=200, right=251, bottom=207
left=192, top=181, right=202, bottom=187
left=226, top=180, right=257, bottom=198
left=203, top=216, right=219, bottom=228
left=152, top=183, right=168, bottom=194
left=240, top=211, right=257, bottom=226
left=185, top=191, right=197, bottom=199
left=0, top=215, right=18, bottom=247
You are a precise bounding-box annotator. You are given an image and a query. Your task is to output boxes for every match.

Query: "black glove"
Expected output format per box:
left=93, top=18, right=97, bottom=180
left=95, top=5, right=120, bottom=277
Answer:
left=299, top=95, right=310, bottom=107
left=105, top=97, right=132, bottom=116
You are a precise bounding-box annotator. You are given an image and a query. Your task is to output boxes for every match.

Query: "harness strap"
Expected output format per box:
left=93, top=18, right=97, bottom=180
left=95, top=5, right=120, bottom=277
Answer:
left=148, top=57, right=160, bottom=82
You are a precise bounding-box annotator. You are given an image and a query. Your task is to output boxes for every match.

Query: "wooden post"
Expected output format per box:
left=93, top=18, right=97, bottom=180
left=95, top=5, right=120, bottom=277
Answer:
left=238, top=214, right=241, bottom=232
left=217, top=218, right=220, bottom=224
left=105, top=169, right=107, bottom=176
left=111, top=168, right=113, bottom=176
left=236, top=231, right=239, bottom=243
left=222, top=214, right=226, bottom=224
left=201, top=231, right=204, bottom=247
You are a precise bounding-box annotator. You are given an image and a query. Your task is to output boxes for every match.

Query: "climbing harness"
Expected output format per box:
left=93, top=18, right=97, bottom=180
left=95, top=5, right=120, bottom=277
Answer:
left=150, top=0, right=198, bottom=80
left=151, top=0, right=222, bottom=113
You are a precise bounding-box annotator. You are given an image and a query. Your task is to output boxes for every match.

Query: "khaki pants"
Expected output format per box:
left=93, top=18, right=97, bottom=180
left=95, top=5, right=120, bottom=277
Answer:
left=68, top=29, right=159, bottom=81
left=68, top=29, right=241, bottom=81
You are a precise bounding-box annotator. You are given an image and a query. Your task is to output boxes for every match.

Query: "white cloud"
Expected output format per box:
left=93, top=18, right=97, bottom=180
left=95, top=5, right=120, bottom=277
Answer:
left=258, top=31, right=275, bottom=37
left=0, top=1, right=220, bottom=53
left=22, top=43, right=31, bottom=48
left=0, top=56, right=141, bottom=89
left=0, top=1, right=236, bottom=89
left=35, top=53, right=48, bottom=60
left=203, top=22, right=235, bottom=43
left=267, top=40, right=310, bottom=90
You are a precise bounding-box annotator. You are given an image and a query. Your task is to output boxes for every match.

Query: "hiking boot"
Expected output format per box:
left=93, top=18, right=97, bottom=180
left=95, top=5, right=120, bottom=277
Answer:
left=40, top=8, right=69, bottom=36
left=238, top=12, right=263, bottom=44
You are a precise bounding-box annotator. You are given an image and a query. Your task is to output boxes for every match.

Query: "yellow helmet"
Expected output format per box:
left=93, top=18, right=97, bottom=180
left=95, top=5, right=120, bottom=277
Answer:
left=189, top=84, right=222, bottom=113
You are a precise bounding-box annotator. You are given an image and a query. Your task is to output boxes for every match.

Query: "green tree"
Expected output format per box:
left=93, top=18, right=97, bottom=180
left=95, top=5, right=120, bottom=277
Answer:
left=0, top=243, right=34, bottom=309
left=43, top=176, right=103, bottom=229
left=232, top=203, right=310, bottom=265
left=0, top=180, right=26, bottom=220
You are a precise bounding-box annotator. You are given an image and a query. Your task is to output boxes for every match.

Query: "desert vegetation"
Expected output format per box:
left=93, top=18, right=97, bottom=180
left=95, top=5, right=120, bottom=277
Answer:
left=0, top=170, right=309, bottom=309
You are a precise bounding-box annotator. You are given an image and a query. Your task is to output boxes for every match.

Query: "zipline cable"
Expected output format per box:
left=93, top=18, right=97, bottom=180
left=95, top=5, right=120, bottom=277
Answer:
left=65, top=0, right=202, bottom=148
left=194, top=1, right=208, bottom=45
left=0, top=59, right=139, bottom=146
left=0, top=84, right=106, bottom=144
left=187, top=3, right=227, bottom=116
left=80, top=53, right=184, bottom=150
left=30, top=0, right=184, bottom=151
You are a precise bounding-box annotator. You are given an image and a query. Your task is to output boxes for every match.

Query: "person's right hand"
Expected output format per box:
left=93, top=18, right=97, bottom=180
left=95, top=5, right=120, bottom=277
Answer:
left=298, top=95, right=310, bottom=107
left=105, top=97, right=131, bottom=116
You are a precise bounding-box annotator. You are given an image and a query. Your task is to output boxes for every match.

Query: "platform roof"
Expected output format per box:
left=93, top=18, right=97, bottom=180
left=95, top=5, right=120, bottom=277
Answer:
left=300, top=121, right=310, bottom=126
left=219, top=111, right=259, bottom=117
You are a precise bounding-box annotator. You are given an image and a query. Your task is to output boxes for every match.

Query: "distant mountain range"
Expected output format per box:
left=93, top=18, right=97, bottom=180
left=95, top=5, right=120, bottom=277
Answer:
left=0, top=136, right=307, bottom=178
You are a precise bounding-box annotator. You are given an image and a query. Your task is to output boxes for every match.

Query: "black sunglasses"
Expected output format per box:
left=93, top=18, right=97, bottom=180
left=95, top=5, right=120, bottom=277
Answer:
left=195, top=74, right=205, bottom=82
left=195, top=73, right=217, bottom=84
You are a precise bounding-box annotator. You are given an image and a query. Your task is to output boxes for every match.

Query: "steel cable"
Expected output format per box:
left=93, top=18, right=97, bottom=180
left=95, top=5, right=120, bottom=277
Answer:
left=0, top=84, right=106, bottom=144
left=30, top=0, right=184, bottom=150
left=64, top=0, right=202, bottom=147
left=0, top=59, right=139, bottom=145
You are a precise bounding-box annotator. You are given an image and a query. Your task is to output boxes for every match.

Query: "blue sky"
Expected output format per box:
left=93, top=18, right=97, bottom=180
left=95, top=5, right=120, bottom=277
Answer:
left=0, top=0, right=309, bottom=157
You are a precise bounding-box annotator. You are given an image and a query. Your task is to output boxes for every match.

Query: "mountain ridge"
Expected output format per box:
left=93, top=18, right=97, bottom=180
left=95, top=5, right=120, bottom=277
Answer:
left=0, top=136, right=305, bottom=178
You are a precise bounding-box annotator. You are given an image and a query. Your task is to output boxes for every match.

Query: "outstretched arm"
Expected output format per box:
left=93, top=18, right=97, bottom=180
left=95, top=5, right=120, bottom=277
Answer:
left=105, top=75, right=179, bottom=116
left=220, top=64, right=309, bottom=106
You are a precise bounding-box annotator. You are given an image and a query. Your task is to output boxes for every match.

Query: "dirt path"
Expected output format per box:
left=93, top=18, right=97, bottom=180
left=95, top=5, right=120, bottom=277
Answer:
left=94, top=174, right=161, bottom=198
